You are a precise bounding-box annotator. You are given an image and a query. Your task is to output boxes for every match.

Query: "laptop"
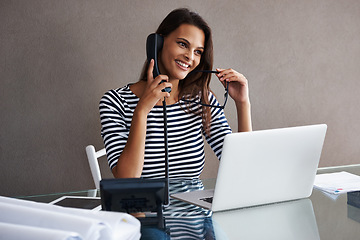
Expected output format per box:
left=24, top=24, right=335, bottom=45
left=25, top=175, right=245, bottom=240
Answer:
left=171, top=124, right=327, bottom=212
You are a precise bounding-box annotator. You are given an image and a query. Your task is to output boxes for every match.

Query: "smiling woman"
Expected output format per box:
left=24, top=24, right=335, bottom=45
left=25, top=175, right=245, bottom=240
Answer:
left=99, top=8, right=252, bottom=180
left=158, top=24, right=205, bottom=82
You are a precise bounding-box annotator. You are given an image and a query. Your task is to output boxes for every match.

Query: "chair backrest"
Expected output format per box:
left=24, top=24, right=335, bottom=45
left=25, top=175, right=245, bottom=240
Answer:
left=85, top=145, right=106, bottom=189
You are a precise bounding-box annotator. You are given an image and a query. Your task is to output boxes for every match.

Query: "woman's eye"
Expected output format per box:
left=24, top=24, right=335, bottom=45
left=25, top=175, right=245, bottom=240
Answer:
left=195, top=50, right=203, bottom=56
left=178, top=42, right=187, bottom=48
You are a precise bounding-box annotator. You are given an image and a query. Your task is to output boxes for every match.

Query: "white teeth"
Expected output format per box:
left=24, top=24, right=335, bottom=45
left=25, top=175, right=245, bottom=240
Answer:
left=176, top=60, right=189, bottom=68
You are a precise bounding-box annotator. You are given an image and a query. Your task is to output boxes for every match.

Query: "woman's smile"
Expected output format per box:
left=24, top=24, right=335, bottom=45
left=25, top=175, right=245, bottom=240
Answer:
left=175, top=60, right=190, bottom=70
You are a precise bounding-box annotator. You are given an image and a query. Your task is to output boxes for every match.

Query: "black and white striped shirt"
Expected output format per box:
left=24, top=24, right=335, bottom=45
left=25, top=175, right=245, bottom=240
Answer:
left=99, top=84, right=232, bottom=179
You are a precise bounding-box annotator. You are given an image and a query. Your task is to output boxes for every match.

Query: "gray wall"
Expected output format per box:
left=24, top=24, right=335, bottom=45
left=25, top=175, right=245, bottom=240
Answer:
left=1, top=0, right=360, bottom=197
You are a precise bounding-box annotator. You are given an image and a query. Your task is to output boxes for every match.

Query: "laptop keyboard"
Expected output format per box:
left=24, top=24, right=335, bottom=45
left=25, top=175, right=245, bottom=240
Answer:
left=200, top=197, right=213, bottom=203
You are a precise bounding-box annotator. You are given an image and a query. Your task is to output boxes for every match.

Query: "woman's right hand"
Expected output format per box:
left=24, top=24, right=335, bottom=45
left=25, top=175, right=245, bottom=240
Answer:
left=137, top=59, right=172, bottom=114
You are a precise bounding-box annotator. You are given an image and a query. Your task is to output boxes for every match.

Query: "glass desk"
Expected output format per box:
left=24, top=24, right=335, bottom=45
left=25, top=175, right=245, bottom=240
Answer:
left=19, top=165, right=360, bottom=239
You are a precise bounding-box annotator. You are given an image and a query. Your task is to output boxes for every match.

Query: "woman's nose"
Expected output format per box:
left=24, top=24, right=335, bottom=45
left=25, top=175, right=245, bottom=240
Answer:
left=184, top=50, right=194, bottom=61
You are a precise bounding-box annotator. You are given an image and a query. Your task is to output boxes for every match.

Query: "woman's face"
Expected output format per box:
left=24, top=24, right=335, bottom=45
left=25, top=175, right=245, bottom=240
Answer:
left=159, top=24, right=205, bottom=81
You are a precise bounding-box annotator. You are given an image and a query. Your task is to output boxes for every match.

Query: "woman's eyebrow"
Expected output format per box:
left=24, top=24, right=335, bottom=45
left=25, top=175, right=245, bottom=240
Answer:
left=177, top=38, right=204, bottom=49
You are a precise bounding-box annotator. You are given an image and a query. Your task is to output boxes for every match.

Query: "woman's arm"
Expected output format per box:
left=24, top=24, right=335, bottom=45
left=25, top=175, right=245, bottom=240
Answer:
left=111, top=107, right=148, bottom=178
left=112, top=60, right=172, bottom=178
left=216, top=68, right=252, bottom=132
left=235, top=101, right=252, bottom=132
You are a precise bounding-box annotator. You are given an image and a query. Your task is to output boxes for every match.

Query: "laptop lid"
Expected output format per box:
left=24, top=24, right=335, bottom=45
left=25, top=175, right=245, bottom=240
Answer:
left=171, top=124, right=327, bottom=212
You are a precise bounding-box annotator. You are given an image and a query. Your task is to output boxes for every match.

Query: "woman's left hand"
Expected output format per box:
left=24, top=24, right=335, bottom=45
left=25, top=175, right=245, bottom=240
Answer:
left=216, top=68, right=250, bottom=104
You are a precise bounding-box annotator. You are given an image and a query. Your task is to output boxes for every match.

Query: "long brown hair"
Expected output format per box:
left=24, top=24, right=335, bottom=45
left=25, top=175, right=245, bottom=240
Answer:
left=139, top=8, right=214, bottom=134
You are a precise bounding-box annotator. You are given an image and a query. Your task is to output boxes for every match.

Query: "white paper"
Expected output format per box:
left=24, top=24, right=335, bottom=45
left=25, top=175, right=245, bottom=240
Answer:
left=314, top=171, right=360, bottom=195
left=0, top=222, right=81, bottom=240
left=0, top=196, right=141, bottom=240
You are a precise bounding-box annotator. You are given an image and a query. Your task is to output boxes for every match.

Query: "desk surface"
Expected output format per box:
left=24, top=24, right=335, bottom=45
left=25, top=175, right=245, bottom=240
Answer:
left=20, top=165, right=360, bottom=240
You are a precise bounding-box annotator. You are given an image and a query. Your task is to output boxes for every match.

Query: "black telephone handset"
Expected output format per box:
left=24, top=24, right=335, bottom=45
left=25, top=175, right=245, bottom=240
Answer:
left=146, top=33, right=171, bottom=93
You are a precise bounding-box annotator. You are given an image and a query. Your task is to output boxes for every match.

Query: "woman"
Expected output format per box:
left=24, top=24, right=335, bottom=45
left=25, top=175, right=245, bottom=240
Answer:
left=99, top=8, right=252, bottom=180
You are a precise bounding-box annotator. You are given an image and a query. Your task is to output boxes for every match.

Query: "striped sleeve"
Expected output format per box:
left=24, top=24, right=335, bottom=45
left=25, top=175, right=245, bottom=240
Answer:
left=203, top=92, right=232, bottom=160
left=99, top=87, right=134, bottom=170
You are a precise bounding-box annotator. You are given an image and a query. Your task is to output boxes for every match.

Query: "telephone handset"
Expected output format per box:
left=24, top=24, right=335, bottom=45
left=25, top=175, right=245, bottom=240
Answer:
left=146, top=33, right=171, bottom=93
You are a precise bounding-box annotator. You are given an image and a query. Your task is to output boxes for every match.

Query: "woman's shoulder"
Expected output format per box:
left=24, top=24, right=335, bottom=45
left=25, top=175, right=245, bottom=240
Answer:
left=102, top=84, right=137, bottom=100
left=100, top=84, right=139, bottom=109
left=208, top=90, right=220, bottom=103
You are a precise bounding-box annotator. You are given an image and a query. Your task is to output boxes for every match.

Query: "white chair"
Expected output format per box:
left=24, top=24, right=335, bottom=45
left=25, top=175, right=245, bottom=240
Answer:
left=85, top=145, right=106, bottom=189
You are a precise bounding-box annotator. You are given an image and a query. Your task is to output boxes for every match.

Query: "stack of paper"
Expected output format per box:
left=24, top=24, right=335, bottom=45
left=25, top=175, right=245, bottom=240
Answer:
left=314, top=171, right=360, bottom=195
left=0, top=196, right=141, bottom=240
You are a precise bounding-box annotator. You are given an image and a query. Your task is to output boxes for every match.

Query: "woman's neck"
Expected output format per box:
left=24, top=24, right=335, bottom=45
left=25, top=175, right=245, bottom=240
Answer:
left=163, top=79, right=179, bottom=105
